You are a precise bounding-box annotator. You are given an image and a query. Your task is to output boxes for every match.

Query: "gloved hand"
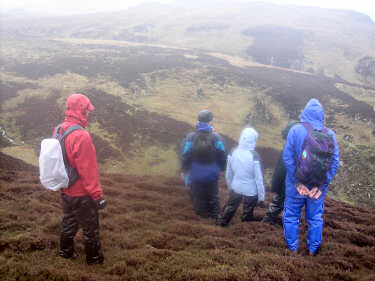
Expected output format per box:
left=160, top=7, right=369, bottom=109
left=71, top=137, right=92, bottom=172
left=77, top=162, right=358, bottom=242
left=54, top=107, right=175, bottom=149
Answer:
left=308, top=187, right=322, bottom=199
left=295, top=183, right=309, bottom=196
left=95, top=197, right=107, bottom=210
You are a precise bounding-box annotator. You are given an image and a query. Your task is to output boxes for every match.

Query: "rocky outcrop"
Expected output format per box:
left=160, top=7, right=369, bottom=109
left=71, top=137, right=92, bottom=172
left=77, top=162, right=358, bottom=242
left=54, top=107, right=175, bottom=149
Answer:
left=355, top=56, right=375, bottom=80
left=0, top=127, right=17, bottom=148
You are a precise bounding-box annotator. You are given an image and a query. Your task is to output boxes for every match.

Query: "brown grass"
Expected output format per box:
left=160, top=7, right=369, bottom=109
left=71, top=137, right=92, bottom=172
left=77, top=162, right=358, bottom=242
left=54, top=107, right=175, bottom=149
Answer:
left=1, top=159, right=375, bottom=280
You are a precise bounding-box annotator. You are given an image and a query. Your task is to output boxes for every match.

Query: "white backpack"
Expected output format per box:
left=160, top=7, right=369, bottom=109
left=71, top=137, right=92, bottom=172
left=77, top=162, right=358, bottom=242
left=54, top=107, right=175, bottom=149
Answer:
left=39, top=138, right=69, bottom=191
left=39, top=124, right=83, bottom=191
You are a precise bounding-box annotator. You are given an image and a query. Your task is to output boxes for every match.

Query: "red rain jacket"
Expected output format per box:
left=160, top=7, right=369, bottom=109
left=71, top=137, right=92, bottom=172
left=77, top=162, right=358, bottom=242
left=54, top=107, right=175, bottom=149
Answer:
left=54, top=94, right=102, bottom=201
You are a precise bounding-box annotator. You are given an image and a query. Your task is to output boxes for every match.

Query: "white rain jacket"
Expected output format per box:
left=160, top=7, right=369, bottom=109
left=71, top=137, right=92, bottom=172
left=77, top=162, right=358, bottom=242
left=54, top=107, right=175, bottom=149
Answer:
left=225, top=128, right=265, bottom=201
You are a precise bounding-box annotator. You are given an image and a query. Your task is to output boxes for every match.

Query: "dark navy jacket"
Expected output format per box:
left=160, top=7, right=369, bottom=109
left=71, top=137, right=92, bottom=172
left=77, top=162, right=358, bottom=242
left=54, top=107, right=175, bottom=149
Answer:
left=181, top=122, right=227, bottom=182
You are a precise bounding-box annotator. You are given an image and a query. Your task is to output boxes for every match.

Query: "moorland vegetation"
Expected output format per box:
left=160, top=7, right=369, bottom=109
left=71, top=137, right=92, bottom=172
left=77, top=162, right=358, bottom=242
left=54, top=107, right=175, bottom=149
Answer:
left=0, top=2, right=375, bottom=279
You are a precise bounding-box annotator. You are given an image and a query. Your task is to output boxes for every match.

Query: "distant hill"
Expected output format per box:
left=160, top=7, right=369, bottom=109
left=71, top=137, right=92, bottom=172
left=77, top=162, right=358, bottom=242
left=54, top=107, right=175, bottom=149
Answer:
left=1, top=1, right=375, bottom=86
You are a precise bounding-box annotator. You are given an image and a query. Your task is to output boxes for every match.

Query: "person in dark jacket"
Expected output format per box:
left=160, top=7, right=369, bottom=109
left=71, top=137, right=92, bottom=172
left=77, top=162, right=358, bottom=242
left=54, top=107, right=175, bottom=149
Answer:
left=56, top=94, right=106, bottom=265
left=181, top=110, right=227, bottom=218
left=262, top=120, right=298, bottom=225
left=180, top=135, right=193, bottom=201
left=283, top=99, right=339, bottom=256
left=217, top=127, right=265, bottom=227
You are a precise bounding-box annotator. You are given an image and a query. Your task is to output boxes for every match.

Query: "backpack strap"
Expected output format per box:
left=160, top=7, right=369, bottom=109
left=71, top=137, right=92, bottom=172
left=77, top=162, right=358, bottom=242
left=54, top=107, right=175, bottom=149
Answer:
left=301, top=122, right=313, bottom=131
left=60, top=125, right=84, bottom=182
left=301, top=122, right=329, bottom=133
left=62, top=125, right=84, bottom=138
left=55, top=123, right=63, bottom=134
left=60, top=124, right=84, bottom=155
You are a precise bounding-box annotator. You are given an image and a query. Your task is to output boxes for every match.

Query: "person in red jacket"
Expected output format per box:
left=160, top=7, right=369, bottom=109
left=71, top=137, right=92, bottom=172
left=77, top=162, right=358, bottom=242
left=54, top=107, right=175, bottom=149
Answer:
left=57, top=93, right=106, bottom=265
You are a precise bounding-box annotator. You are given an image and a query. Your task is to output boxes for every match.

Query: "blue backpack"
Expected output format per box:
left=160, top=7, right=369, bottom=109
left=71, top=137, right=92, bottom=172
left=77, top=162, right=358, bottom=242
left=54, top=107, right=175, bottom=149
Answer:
left=294, top=123, right=334, bottom=187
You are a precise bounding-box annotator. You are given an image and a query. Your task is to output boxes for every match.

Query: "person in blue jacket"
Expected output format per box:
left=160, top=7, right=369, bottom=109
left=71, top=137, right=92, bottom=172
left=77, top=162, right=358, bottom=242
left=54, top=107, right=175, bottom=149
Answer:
left=217, top=127, right=265, bottom=226
left=181, top=110, right=227, bottom=219
left=283, top=98, right=339, bottom=256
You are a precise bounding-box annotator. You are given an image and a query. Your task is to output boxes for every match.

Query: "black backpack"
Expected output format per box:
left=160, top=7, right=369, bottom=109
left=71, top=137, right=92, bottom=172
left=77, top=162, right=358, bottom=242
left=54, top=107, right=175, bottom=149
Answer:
left=192, top=132, right=216, bottom=163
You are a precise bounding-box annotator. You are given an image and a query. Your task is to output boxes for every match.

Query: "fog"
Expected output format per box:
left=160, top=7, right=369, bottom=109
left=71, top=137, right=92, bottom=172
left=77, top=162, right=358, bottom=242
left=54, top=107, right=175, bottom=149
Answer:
left=0, top=0, right=374, bottom=21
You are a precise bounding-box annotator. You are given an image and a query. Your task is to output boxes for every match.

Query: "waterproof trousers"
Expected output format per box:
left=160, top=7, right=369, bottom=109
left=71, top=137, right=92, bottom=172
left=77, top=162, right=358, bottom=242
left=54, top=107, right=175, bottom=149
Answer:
left=218, top=190, right=258, bottom=226
left=60, top=193, right=104, bottom=264
left=283, top=191, right=325, bottom=254
left=191, top=181, right=220, bottom=218
left=262, top=191, right=285, bottom=223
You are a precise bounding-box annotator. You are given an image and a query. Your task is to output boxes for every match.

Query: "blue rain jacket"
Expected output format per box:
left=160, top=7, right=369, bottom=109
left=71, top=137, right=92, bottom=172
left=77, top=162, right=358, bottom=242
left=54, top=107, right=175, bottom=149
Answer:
left=181, top=122, right=227, bottom=182
left=226, top=128, right=265, bottom=201
left=282, top=98, right=339, bottom=253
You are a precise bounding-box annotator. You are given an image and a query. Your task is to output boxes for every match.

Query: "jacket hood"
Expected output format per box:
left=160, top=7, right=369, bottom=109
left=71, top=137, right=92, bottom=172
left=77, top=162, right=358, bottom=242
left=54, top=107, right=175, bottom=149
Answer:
left=238, top=127, right=258, bottom=150
left=196, top=122, right=213, bottom=132
left=65, top=94, right=94, bottom=128
left=300, top=98, right=325, bottom=130
left=281, top=120, right=298, bottom=140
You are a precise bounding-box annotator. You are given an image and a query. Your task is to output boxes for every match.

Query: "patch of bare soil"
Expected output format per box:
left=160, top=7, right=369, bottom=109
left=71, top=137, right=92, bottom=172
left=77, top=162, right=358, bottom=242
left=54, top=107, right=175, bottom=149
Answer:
left=0, top=151, right=37, bottom=172
left=0, top=159, right=374, bottom=280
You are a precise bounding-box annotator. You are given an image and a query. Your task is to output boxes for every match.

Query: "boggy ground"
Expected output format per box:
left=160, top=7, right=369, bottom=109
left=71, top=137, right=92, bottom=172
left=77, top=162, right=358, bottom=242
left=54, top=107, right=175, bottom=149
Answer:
left=0, top=155, right=375, bottom=281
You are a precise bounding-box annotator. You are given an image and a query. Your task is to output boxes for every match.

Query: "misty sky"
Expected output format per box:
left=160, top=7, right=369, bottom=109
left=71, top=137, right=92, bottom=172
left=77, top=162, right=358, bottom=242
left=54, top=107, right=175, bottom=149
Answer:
left=1, top=0, right=374, bottom=21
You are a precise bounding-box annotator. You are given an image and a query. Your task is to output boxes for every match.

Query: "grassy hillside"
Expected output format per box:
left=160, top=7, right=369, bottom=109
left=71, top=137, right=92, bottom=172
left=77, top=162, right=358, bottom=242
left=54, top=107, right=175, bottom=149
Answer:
left=1, top=1, right=375, bottom=210
left=1, top=34, right=375, bottom=208
left=1, top=162, right=375, bottom=280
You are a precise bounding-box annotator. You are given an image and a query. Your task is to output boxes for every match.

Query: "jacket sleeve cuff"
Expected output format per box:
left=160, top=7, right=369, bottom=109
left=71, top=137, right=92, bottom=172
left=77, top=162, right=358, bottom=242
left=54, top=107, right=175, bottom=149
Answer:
left=90, top=189, right=103, bottom=201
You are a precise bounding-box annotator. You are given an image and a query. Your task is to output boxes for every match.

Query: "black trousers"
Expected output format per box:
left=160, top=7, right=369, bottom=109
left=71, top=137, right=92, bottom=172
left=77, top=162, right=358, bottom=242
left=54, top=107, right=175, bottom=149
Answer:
left=60, top=193, right=104, bottom=264
left=190, top=181, right=220, bottom=218
left=262, top=190, right=285, bottom=223
left=218, top=190, right=258, bottom=226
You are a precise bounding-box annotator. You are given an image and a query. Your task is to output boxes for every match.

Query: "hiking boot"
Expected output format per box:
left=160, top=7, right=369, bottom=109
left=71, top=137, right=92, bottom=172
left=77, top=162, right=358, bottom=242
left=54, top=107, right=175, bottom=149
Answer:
left=87, top=259, right=104, bottom=265
left=210, top=213, right=220, bottom=219
left=285, top=248, right=298, bottom=256
left=86, top=255, right=104, bottom=265
left=215, top=216, right=227, bottom=227
left=308, top=251, right=317, bottom=256
left=261, top=217, right=276, bottom=225
left=215, top=216, right=220, bottom=225
left=60, top=252, right=77, bottom=260
left=241, top=215, right=254, bottom=222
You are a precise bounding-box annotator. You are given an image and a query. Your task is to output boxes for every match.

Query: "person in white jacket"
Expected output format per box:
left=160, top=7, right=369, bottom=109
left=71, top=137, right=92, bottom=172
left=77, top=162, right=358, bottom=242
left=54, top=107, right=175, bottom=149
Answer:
left=217, top=127, right=265, bottom=227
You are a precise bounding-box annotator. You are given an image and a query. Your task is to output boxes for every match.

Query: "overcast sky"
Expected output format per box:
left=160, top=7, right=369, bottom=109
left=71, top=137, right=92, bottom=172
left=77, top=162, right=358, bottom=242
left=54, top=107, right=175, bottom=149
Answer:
left=1, top=0, right=374, bottom=21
